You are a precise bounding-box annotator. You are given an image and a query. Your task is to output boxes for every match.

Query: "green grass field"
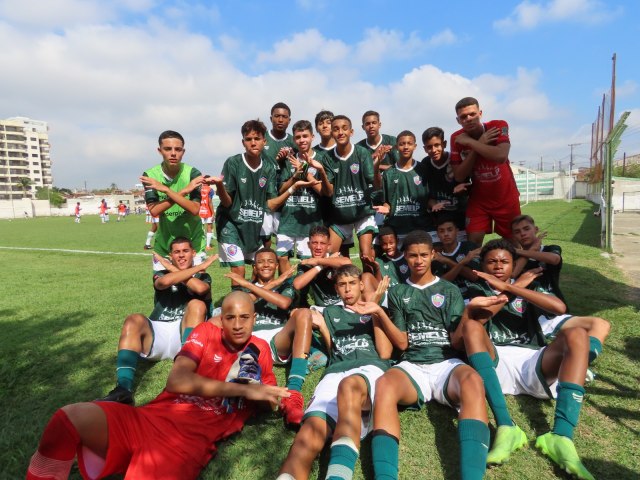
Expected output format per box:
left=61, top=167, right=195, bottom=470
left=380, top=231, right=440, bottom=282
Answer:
left=1, top=200, right=639, bottom=480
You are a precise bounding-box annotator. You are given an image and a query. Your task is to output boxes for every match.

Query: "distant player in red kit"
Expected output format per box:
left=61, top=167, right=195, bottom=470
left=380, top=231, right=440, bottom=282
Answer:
left=200, top=181, right=216, bottom=250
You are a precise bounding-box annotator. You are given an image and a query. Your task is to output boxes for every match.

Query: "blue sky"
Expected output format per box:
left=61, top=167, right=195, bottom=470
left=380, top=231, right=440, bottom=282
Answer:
left=1, top=0, right=638, bottom=189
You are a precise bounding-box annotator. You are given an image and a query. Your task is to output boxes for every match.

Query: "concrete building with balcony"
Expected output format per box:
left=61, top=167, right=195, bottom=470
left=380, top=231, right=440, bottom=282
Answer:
left=0, top=117, right=52, bottom=200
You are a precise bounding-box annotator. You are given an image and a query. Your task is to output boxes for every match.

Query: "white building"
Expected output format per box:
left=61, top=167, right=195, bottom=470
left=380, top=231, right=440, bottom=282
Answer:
left=0, top=117, right=52, bottom=200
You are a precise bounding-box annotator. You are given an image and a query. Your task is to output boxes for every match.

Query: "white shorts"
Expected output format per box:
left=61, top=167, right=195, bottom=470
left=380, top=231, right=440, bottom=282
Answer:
left=260, top=211, right=280, bottom=238
left=201, top=216, right=214, bottom=224
left=537, top=314, right=572, bottom=337
left=152, top=251, right=207, bottom=272
left=331, top=216, right=378, bottom=243
left=151, top=216, right=159, bottom=224
left=141, top=319, right=182, bottom=361
left=495, top=345, right=556, bottom=399
left=393, top=358, right=465, bottom=408
left=217, top=242, right=256, bottom=267
left=276, top=234, right=311, bottom=259
left=252, top=327, right=289, bottom=364
left=118, top=212, right=126, bottom=217
left=305, top=364, right=384, bottom=436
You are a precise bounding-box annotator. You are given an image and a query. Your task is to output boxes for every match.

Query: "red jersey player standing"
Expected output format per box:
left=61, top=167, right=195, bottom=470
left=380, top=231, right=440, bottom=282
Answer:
left=449, top=97, right=520, bottom=246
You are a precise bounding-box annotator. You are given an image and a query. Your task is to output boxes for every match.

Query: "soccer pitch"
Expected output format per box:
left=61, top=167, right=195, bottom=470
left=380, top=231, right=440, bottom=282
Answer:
left=1, top=200, right=638, bottom=479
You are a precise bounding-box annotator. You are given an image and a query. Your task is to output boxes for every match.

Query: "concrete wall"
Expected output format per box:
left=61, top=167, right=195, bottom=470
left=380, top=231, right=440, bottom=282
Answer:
left=0, top=194, right=137, bottom=218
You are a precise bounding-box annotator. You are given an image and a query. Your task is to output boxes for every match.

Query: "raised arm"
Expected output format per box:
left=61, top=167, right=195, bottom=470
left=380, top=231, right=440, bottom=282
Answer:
left=224, top=272, right=293, bottom=310
left=141, top=175, right=202, bottom=217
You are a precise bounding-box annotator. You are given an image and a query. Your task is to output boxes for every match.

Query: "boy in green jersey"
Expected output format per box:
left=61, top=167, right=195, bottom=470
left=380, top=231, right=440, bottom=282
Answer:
left=313, top=110, right=336, bottom=154
left=458, top=240, right=596, bottom=480
left=371, top=230, right=495, bottom=480
left=140, top=130, right=206, bottom=269
left=356, top=110, right=399, bottom=172
left=277, top=265, right=400, bottom=480
left=100, top=237, right=215, bottom=405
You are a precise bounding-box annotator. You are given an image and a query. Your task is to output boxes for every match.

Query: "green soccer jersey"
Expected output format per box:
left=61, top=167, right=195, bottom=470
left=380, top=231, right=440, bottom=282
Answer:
left=295, top=264, right=341, bottom=308
left=388, top=278, right=464, bottom=364
left=522, top=245, right=566, bottom=304
left=323, top=144, right=375, bottom=224
left=251, top=278, right=296, bottom=332
left=143, top=163, right=205, bottom=257
left=431, top=241, right=480, bottom=298
left=382, top=160, right=435, bottom=234
left=263, top=131, right=296, bottom=172
left=422, top=153, right=468, bottom=231
left=323, top=304, right=389, bottom=375
left=215, top=154, right=278, bottom=254
left=277, top=151, right=325, bottom=238
left=356, top=134, right=399, bottom=206
left=149, top=271, right=212, bottom=322
left=466, top=280, right=546, bottom=348
left=375, top=254, right=410, bottom=288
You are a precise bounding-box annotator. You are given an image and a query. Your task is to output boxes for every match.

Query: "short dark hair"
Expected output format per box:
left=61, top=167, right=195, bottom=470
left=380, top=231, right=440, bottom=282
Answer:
left=402, top=230, right=433, bottom=251
left=331, top=115, right=352, bottom=128
left=480, top=239, right=516, bottom=262
left=378, top=225, right=397, bottom=238
left=335, top=264, right=362, bottom=281
left=435, top=215, right=458, bottom=228
left=396, top=130, right=416, bottom=142
left=315, top=110, right=334, bottom=127
left=309, top=225, right=330, bottom=239
left=254, top=247, right=277, bottom=262
left=158, top=130, right=184, bottom=146
left=422, top=127, right=445, bottom=145
left=241, top=120, right=267, bottom=137
left=362, top=110, right=380, bottom=123
left=455, top=97, right=479, bottom=113
left=170, top=236, right=193, bottom=250
left=271, top=102, right=291, bottom=116
left=292, top=120, right=313, bottom=134
left=511, top=214, right=536, bottom=228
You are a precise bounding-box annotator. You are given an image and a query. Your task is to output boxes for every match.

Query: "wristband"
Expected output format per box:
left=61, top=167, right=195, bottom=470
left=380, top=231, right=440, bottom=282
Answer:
left=314, top=265, right=323, bottom=272
left=288, top=186, right=295, bottom=195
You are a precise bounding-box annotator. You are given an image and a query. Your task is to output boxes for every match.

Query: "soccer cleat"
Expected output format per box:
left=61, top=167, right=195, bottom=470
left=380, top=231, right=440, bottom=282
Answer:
left=98, top=385, right=134, bottom=405
left=585, top=368, right=596, bottom=384
left=235, top=343, right=262, bottom=384
left=487, top=425, right=528, bottom=464
left=143, top=245, right=152, bottom=250
left=306, top=347, right=328, bottom=374
left=280, top=390, right=304, bottom=429
left=535, top=432, right=595, bottom=480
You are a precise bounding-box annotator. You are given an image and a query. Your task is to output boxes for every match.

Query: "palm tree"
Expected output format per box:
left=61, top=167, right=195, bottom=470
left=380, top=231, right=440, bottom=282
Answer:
left=17, top=177, right=32, bottom=199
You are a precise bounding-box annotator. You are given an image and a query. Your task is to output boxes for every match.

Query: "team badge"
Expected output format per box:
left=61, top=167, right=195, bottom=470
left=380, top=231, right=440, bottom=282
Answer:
left=501, top=126, right=508, bottom=136
left=511, top=298, right=524, bottom=313
left=413, top=175, right=422, bottom=185
left=400, top=264, right=409, bottom=274
left=240, top=177, right=247, bottom=183
left=308, top=167, right=318, bottom=176
left=226, top=244, right=238, bottom=256
left=259, top=176, right=267, bottom=188
left=431, top=293, right=445, bottom=308
left=360, top=314, right=371, bottom=324
left=456, top=254, right=465, bottom=263
left=350, top=163, right=360, bottom=174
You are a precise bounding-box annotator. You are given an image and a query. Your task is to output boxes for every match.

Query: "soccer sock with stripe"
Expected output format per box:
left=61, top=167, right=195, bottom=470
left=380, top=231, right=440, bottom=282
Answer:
left=552, top=382, right=585, bottom=439
left=286, top=357, right=308, bottom=391
left=468, top=352, right=513, bottom=427
left=459, top=419, right=490, bottom=480
left=206, top=232, right=214, bottom=248
left=181, top=327, right=194, bottom=345
left=116, top=349, right=139, bottom=391
left=26, top=409, right=79, bottom=480
left=326, top=437, right=359, bottom=480
left=371, top=429, right=399, bottom=480
left=588, top=337, right=602, bottom=365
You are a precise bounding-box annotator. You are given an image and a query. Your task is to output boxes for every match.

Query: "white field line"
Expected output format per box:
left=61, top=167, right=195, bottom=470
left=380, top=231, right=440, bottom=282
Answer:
left=0, top=246, right=149, bottom=256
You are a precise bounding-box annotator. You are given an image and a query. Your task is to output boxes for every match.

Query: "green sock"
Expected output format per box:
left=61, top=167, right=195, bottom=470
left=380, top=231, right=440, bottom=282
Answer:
left=181, top=327, right=194, bottom=345
left=458, top=419, right=490, bottom=480
left=588, top=337, right=602, bottom=364
left=326, top=437, right=358, bottom=480
left=468, top=352, right=513, bottom=427
left=371, top=429, right=399, bottom=480
left=286, top=357, right=308, bottom=392
left=553, top=382, right=585, bottom=440
left=116, top=349, right=139, bottom=391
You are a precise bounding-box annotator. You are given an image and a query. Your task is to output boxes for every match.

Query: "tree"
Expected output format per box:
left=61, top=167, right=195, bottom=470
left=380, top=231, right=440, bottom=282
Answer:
left=17, top=177, right=32, bottom=198
left=36, top=187, right=65, bottom=208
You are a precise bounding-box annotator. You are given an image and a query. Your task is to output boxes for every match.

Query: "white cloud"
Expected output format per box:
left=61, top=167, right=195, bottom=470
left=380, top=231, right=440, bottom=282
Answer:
left=257, top=29, right=350, bottom=64
left=494, top=0, right=621, bottom=33
left=617, top=80, right=638, bottom=99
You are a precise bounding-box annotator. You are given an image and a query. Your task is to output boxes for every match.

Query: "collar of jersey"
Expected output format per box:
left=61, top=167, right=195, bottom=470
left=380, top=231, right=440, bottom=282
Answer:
left=407, top=276, right=440, bottom=290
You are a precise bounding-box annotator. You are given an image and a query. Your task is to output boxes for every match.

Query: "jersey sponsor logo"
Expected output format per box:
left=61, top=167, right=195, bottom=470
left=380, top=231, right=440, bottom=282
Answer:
left=185, top=338, right=203, bottom=348
left=214, top=353, right=223, bottom=362
left=350, top=163, right=360, bottom=174
left=226, top=244, right=238, bottom=256
left=332, top=317, right=341, bottom=323
left=360, top=314, right=371, bottom=324
left=413, top=175, right=422, bottom=185
left=511, top=297, right=524, bottom=313
left=333, top=168, right=340, bottom=173
left=240, top=177, right=247, bottom=183
left=393, top=179, right=399, bottom=183
left=402, top=297, right=411, bottom=304
left=399, top=265, right=409, bottom=274
left=431, top=293, right=445, bottom=308
left=259, top=176, right=267, bottom=188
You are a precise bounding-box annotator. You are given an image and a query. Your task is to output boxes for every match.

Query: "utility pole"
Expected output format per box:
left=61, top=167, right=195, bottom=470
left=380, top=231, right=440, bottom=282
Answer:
left=539, top=156, right=543, bottom=171
left=568, top=143, right=585, bottom=202
left=622, top=152, right=626, bottom=176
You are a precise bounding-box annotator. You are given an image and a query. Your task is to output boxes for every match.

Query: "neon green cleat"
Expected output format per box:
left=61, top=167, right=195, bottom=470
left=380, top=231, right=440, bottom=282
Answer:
left=535, top=432, right=595, bottom=480
left=487, top=425, right=528, bottom=464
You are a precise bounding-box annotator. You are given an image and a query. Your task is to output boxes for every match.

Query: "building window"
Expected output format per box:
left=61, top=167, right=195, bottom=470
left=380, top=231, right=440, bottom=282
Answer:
left=31, top=154, right=38, bottom=157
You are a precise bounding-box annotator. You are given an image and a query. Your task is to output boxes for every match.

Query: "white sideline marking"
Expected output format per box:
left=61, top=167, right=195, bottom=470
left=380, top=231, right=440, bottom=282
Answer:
left=0, top=246, right=149, bottom=256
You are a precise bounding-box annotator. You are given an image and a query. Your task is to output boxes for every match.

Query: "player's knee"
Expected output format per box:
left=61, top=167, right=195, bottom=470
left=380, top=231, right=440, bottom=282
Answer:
left=457, top=369, right=485, bottom=402
left=295, top=420, right=328, bottom=454
left=594, top=317, right=611, bottom=337
left=121, top=314, right=147, bottom=336
left=559, top=326, right=589, bottom=350
left=337, top=376, right=366, bottom=404
left=185, top=299, right=207, bottom=321
left=374, top=374, right=397, bottom=404
left=461, top=319, right=483, bottom=339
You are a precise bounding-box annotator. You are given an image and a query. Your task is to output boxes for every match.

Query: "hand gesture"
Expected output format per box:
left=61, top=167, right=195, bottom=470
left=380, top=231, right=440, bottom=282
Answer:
left=199, top=254, right=219, bottom=271
left=245, top=384, right=290, bottom=409
left=300, top=257, right=319, bottom=267
left=293, top=179, right=321, bottom=190
left=154, top=253, right=177, bottom=272
left=461, top=247, right=482, bottom=264
left=478, top=127, right=500, bottom=145
left=513, top=267, right=542, bottom=288
left=204, top=175, right=224, bottom=186
left=276, top=147, right=293, bottom=161
left=373, top=205, right=390, bottom=215
left=431, top=201, right=450, bottom=212
left=465, top=294, right=508, bottom=322
left=224, top=271, right=248, bottom=285
left=139, top=175, right=167, bottom=193
left=372, top=276, right=390, bottom=304
left=474, top=270, right=509, bottom=292
left=453, top=182, right=471, bottom=194
left=349, top=300, right=382, bottom=316
left=308, top=157, right=325, bottom=172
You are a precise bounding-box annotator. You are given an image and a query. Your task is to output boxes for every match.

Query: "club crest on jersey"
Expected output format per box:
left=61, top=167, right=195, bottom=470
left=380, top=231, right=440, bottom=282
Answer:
left=511, top=298, right=524, bottom=313
left=501, top=126, right=508, bottom=136
left=456, top=254, right=466, bottom=263
left=240, top=177, right=247, bottom=183
left=431, top=293, right=445, bottom=308
left=413, top=175, right=422, bottom=185
left=259, top=176, right=267, bottom=188
left=400, top=264, right=409, bottom=274
left=350, top=163, right=360, bottom=174
left=360, top=314, right=371, bottom=324
left=226, top=244, right=238, bottom=256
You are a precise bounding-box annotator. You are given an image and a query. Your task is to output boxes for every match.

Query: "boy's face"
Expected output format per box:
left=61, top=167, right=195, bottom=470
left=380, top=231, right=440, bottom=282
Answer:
left=271, top=108, right=291, bottom=134
left=380, top=233, right=398, bottom=257
left=158, top=137, right=185, bottom=167
left=424, top=136, right=446, bottom=162
left=482, top=248, right=513, bottom=280
left=242, top=130, right=266, bottom=159
left=456, top=105, right=483, bottom=133
left=396, top=135, right=416, bottom=161
left=253, top=251, right=277, bottom=282
left=436, top=222, right=458, bottom=246
left=316, top=118, right=332, bottom=139
left=511, top=220, right=538, bottom=247
left=334, top=274, right=363, bottom=306
left=308, top=234, right=330, bottom=258
left=404, top=243, right=435, bottom=278
left=169, top=241, right=195, bottom=270
left=293, top=129, right=314, bottom=154
left=362, top=115, right=381, bottom=139
left=331, top=119, right=353, bottom=146
left=221, top=297, right=256, bottom=349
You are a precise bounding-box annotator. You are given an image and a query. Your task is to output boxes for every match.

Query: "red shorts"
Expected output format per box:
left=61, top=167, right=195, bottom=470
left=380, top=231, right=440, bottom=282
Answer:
left=465, top=197, right=521, bottom=238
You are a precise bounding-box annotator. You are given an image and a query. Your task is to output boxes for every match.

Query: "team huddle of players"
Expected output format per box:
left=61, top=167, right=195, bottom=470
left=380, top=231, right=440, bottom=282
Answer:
left=26, top=98, right=610, bottom=480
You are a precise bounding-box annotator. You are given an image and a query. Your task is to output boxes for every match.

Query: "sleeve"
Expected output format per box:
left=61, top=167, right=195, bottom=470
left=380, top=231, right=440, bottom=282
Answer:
left=265, top=165, right=278, bottom=200
left=279, top=163, right=293, bottom=186
left=382, top=170, right=391, bottom=204
left=491, top=120, right=510, bottom=145
left=449, top=132, right=462, bottom=165
left=142, top=170, right=160, bottom=204
left=279, top=279, right=297, bottom=300
left=387, top=287, right=407, bottom=332
left=446, top=287, right=465, bottom=332
left=178, top=322, right=211, bottom=365
left=545, top=245, right=562, bottom=257
left=196, top=272, right=213, bottom=286
left=221, top=158, right=236, bottom=196
left=323, top=154, right=335, bottom=183
left=188, top=167, right=203, bottom=201
left=362, top=148, right=375, bottom=185
left=152, top=270, right=167, bottom=285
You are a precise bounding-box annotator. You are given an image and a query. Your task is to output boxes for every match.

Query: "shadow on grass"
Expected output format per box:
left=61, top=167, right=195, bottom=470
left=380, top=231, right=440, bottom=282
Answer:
left=427, top=402, right=461, bottom=480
